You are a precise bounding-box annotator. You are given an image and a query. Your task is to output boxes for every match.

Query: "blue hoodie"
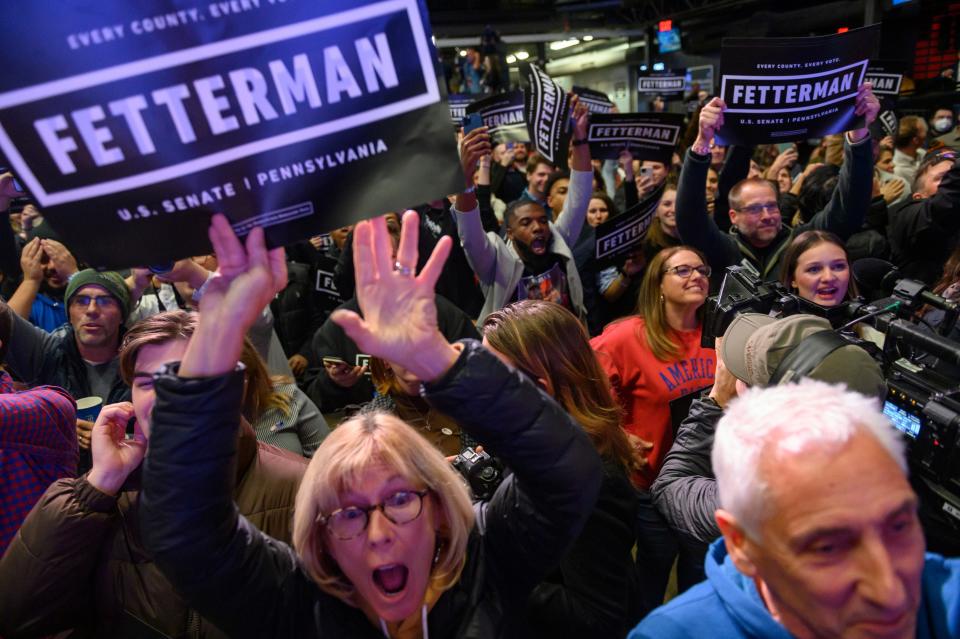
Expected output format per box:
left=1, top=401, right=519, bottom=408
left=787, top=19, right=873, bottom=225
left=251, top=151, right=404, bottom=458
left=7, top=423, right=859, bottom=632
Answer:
left=629, top=539, right=960, bottom=639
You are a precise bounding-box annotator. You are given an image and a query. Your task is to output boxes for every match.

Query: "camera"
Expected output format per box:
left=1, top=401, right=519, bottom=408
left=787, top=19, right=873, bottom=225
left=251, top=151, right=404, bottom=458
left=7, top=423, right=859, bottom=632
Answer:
left=703, top=264, right=960, bottom=549
left=451, top=448, right=503, bottom=501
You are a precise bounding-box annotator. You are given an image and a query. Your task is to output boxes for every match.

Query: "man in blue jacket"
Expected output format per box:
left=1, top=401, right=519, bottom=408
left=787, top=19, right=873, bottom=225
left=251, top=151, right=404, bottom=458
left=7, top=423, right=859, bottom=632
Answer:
left=630, top=379, right=959, bottom=639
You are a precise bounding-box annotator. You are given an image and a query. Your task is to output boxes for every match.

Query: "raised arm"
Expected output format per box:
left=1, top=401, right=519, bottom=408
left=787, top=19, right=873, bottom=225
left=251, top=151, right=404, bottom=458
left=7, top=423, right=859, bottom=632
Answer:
left=140, top=218, right=317, bottom=637
left=335, top=212, right=603, bottom=601
left=676, top=98, right=738, bottom=271
left=453, top=127, right=500, bottom=284
left=802, top=83, right=879, bottom=240
left=554, top=96, right=593, bottom=245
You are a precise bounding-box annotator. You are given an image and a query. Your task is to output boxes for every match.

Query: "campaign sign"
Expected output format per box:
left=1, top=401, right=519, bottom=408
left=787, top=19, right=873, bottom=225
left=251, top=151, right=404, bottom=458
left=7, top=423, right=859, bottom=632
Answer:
left=464, top=90, right=529, bottom=144
left=865, top=61, right=904, bottom=96
left=587, top=113, right=683, bottom=163
left=521, top=63, right=573, bottom=170
left=716, top=25, right=880, bottom=146
left=595, top=182, right=665, bottom=261
left=572, top=86, right=614, bottom=114
left=0, top=0, right=463, bottom=269
left=878, top=108, right=898, bottom=138
left=448, top=93, right=472, bottom=126
left=637, top=73, right=685, bottom=95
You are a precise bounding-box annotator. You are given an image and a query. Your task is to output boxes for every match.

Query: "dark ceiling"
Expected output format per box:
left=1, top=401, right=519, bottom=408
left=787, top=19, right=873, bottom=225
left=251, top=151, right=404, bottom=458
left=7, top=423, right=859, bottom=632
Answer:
left=426, top=0, right=872, bottom=48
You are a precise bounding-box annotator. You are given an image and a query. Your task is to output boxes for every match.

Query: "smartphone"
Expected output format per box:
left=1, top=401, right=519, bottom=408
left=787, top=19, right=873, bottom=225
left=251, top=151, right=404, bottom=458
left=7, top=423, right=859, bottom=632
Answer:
left=322, top=356, right=347, bottom=367
left=462, top=113, right=484, bottom=134
left=639, top=166, right=653, bottom=178
left=776, top=142, right=795, bottom=154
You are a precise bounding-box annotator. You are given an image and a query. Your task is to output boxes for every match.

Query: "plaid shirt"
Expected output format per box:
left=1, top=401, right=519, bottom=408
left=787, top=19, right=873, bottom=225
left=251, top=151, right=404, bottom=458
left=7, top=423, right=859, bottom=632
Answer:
left=0, top=370, right=78, bottom=554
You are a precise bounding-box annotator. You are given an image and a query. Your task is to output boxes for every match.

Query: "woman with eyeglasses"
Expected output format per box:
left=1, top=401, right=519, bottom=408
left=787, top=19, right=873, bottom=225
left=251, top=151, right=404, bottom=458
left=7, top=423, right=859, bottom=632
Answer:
left=139, top=212, right=602, bottom=639
left=590, top=245, right=716, bottom=610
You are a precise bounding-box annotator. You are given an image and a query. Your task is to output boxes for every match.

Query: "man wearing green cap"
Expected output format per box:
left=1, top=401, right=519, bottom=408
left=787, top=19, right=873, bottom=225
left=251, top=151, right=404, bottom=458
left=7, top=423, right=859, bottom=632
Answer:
left=650, top=313, right=886, bottom=547
left=1, top=269, right=132, bottom=468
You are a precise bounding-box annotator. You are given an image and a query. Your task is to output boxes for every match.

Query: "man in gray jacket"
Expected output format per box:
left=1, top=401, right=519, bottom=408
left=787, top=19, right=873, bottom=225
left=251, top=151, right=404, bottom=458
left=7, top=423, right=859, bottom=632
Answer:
left=454, top=98, right=593, bottom=325
left=652, top=313, right=885, bottom=546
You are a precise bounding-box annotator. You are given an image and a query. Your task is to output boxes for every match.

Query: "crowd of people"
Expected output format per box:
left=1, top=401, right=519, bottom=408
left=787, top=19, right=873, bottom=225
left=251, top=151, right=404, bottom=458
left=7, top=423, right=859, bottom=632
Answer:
left=0, top=66, right=959, bottom=639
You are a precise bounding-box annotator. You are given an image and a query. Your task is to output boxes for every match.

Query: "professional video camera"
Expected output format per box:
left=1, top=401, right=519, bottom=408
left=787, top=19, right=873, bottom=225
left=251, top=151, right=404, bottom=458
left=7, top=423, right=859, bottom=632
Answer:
left=702, top=262, right=960, bottom=551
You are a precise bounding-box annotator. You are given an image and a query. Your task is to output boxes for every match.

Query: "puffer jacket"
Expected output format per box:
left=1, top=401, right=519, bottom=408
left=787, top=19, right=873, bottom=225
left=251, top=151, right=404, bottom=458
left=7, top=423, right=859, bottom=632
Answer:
left=140, top=340, right=603, bottom=639
left=650, top=395, right=723, bottom=545
left=0, top=422, right=307, bottom=639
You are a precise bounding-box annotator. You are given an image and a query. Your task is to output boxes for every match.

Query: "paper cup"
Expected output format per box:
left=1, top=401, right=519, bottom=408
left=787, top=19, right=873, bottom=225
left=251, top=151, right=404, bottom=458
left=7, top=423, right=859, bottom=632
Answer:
left=76, top=396, right=103, bottom=422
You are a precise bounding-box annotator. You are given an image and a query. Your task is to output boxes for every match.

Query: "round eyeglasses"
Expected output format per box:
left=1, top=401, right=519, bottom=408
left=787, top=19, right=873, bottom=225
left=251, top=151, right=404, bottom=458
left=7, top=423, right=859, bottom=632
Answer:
left=318, top=489, right=429, bottom=540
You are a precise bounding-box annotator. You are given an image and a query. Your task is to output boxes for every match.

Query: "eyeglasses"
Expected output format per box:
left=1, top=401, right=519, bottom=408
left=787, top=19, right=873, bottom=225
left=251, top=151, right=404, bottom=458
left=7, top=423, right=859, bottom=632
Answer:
left=664, top=264, right=711, bottom=279
left=736, top=202, right=780, bottom=216
left=70, top=294, right=118, bottom=309
left=318, top=489, right=429, bottom=541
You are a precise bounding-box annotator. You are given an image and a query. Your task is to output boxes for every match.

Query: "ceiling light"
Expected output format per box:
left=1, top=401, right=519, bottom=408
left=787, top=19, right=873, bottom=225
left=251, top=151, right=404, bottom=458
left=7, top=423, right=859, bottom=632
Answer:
left=515, top=51, right=529, bottom=60
left=506, top=54, right=517, bottom=64
left=583, top=35, right=594, bottom=41
left=549, top=38, right=580, bottom=51
left=459, top=50, right=467, bottom=57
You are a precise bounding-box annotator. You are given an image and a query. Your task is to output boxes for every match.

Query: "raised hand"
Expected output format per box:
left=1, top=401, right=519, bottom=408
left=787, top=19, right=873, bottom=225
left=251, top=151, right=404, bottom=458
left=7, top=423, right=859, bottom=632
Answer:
left=850, top=83, right=880, bottom=142
left=179, top=215, right=287, bottom=378
left=41, top=239, right=78, bottom=280
left=331, top=211, right=459, bottom=383
left=569, top=94, right=592, bottom=171
left=86, top=402, right=147, bottom=496
left=19, top=237, right=44, bottom=282
left=695, top=97, right=726, bottom=151
left=460, top=126, right=492, bottom=188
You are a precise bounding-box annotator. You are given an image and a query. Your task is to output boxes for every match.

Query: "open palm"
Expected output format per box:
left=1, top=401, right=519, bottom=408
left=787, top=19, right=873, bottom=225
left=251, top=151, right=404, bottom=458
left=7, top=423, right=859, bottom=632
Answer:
left=332, top=211, right=454, bottom=380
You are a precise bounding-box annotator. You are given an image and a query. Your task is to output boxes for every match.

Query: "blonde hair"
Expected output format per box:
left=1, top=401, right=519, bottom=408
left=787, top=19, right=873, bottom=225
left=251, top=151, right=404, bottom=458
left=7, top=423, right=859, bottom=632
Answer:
left=635, top=245, right=707, bottom=361
left=292, top=412, right=475, bottom=605
left=239, top=339, right=293, bottom=420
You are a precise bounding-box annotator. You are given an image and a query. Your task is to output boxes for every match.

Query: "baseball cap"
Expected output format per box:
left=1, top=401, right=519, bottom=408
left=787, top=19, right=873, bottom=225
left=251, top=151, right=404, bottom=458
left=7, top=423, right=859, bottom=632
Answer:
left=720, top=313, right=886, bottom=399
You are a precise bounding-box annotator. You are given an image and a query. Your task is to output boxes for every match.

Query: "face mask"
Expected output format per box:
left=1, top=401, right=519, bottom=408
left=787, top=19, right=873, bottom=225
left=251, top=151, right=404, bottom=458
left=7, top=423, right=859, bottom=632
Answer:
left=933, top=117, right=954, bottom=134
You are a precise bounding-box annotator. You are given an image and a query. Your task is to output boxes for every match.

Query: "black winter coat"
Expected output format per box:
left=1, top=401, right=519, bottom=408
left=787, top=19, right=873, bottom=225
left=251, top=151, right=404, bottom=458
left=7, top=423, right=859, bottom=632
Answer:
left=140, top=341, right=603, bottom=639
left=887, top=158, right=960, bottom=285
left=650, top=395, right=723, bottom=545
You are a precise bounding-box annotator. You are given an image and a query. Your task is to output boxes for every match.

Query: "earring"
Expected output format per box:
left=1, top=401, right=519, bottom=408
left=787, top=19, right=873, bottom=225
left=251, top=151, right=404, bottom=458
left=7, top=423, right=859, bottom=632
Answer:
left=659, top=294, right=664, bottom=304
left=433, top=538, right=443, bottom=566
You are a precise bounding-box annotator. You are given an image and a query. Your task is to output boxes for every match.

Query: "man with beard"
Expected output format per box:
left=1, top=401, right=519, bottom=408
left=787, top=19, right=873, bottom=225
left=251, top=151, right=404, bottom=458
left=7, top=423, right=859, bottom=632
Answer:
left=490, top=141, right=530, bottom=204
left=676, top=85, right=879, bottom=282
left=454, top=97, right=592, bottom=324
left=2, top=270, right=132, bottom=472
left=7, top=223, right=78, bottom=332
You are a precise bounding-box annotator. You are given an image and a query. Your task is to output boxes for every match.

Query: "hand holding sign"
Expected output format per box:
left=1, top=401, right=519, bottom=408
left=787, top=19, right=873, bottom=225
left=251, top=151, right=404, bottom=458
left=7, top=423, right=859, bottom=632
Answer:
left=849, top=83, right=880, bottom=143
left=570, top=95, right=592, bottom=171
left=180, top=215, right=287, bottom=379
left=694, top=98, right=726, bottom=152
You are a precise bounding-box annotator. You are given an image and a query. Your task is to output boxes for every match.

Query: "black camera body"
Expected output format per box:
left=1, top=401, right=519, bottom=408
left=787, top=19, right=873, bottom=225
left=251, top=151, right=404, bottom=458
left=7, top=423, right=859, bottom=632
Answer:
left=452, top=448, right=503, bottom=502
left=703, top=265, right=960, bottom=547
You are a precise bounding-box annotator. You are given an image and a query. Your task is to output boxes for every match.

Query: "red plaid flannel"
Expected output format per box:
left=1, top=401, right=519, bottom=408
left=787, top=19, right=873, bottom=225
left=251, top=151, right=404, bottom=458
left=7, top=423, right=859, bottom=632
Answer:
left=0, top=371, right=78, bottom=554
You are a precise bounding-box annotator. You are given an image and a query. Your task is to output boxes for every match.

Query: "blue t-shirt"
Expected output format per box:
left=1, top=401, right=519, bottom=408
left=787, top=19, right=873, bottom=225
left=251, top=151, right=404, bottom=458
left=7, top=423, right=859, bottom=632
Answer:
left=29, top=293, right=67, bottom=333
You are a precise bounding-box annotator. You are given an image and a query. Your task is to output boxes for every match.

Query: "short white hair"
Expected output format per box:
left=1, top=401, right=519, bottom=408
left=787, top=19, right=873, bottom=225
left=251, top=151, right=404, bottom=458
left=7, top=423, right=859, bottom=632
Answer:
left=712, top=379, right=906, bottom=539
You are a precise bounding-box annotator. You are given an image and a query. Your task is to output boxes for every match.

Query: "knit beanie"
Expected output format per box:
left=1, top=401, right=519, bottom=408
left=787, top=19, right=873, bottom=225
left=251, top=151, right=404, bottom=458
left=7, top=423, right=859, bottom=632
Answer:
left=65, top=269, right=131, bottom=320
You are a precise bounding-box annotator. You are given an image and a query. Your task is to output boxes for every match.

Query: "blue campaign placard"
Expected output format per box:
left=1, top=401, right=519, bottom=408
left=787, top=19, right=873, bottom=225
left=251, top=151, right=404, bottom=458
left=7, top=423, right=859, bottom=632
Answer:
left=0, top=0, right=463, bottom=268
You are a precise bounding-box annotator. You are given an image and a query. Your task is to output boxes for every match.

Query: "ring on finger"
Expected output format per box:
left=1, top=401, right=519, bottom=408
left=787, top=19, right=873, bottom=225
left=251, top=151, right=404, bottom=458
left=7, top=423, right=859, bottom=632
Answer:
left=394, top=261, right=414, bottom=277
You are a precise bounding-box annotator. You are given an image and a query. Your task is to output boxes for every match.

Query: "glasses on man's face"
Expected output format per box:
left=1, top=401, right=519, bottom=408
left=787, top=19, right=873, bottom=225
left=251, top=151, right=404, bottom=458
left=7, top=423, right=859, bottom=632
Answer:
left=664, top=264, right=711, bottom=279
left=736, top=202, right=780, bottom=216
left=70, top=294, right=118, bottom=310
left=318, top=489, right=429, bottom=541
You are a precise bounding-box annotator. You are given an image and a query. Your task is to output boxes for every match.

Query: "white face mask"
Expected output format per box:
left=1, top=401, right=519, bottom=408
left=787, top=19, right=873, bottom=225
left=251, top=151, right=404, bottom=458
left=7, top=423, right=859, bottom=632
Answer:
left=933, top=117, right=954, bottom=134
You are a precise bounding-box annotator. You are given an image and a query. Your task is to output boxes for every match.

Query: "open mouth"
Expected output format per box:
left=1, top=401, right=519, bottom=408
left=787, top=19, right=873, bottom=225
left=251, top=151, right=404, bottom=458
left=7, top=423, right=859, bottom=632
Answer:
left=816, top=286, right=838, bottom=298
left=530, top=238, right=547, bottom=254
left=373, top=564, right=409, bottom=596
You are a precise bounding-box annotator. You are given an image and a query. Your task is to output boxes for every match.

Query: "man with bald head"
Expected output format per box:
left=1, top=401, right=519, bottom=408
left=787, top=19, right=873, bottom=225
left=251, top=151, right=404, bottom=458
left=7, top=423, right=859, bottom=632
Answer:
left=630, top=380, right=960, bottom=638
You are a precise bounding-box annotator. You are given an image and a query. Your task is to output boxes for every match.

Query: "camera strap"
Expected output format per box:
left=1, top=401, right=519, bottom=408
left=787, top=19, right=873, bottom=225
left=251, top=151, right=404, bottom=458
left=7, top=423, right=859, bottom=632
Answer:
left=769, top=330, right=849, bottom=385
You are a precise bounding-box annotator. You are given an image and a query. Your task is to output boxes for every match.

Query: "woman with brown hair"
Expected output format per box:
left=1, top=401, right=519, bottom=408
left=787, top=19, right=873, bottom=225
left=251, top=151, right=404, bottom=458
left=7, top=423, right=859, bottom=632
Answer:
left=364, top=357, right=465, bottom=457
left=482, top=300, right=642, bottom=636
left=779, top=229, right=858, bottom=307
left=239, top=340, right=330, bottom=458
left=590, top=245, right=716, bottom=610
